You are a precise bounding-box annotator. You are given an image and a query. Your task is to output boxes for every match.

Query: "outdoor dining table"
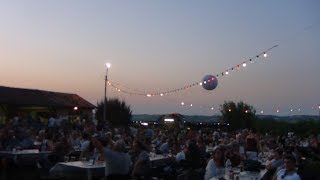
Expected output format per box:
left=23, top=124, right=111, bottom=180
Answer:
left=0, top=149, right=51, bottom=157
left=0, top=149, right=51, bottom=165
left=149, top=153, right=174, bottom=167
left=50, top=160, right=105, bottom=180
left=209, top=168, right=267, bottom=180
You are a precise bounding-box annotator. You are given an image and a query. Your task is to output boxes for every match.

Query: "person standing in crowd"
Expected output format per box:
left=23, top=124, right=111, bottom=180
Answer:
left=245, top=129, right=259, bottom=160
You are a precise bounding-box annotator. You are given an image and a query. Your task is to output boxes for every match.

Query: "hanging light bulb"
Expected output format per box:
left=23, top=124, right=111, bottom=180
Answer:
left=263, top=52, right=267, bottom=58
left=147, top=94, right=151, bottom=97
left=181, top=102, right=185, bottom=106
left=225, top=71, right=229, bottom=75
left=190, top=104, right=193, bottom=107
left=242, top=63, right=247, bottom=67
left=160, top=93, right=164, bottom=96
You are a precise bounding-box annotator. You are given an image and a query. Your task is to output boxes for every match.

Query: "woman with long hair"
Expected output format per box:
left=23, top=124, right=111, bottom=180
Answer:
left=204, top=146, right=225, bottom=180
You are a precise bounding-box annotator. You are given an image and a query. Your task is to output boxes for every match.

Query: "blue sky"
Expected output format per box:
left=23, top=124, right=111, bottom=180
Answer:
left=1, top=1, right=319, bottom=115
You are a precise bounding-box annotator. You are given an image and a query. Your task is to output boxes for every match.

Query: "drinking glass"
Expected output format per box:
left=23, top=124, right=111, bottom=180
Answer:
left=71, top=156, right=76, bottom=161
left=64, top=156, right=69, bottom=162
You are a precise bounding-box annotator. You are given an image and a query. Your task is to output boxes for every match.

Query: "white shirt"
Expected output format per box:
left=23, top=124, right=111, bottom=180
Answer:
left=104, top=148, right=131, bottom=176
left=276, top=169, right=301, bottom=180
left=175, top=151, right=185, bottom=162
left=80, top=140, right=90, bottom=151
left=204, top=159, right=225, bottom=180
left=48, top=117, right=56, bottom=127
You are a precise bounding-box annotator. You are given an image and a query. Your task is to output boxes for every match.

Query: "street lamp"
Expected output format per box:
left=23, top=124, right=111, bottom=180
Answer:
left=318, top=104, right=320, bottom=121
left=104, top=63, right=111, bottom=125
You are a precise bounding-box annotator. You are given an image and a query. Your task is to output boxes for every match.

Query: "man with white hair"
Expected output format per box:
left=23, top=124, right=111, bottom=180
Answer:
left=91, top=137, right=131, bottom=180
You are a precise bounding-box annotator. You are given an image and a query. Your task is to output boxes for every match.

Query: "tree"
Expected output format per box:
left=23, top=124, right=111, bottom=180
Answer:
left=220, top=101, right=256, bottom=130
left=96, top=98, right=132, bottom=127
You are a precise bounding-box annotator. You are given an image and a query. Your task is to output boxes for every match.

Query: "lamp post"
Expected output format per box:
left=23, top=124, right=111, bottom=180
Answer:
left=103, top=63, right=111, bottom=126
left=318, top=104, right=320, bottom=121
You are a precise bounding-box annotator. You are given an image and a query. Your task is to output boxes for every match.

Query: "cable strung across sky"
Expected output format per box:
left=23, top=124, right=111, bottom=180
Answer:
left=107, top=44, right=279, bottom=97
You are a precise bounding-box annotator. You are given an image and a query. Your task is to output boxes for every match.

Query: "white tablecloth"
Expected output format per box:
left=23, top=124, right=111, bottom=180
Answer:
left=50, top=161, right=105, bottom=180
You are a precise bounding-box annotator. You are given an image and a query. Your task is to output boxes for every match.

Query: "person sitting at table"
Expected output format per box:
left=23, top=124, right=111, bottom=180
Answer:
left=151, top=135, right=162, bottom=148
left=159, top=137, right=170, bottom=154
left=267, top=148, right=284, bottom=173
left=175, top=144, right=187, bottom=163
left=80, top=133, right=91, bottom=152
left=273, top=154, right=301, bottom=180
left=197, top=136, right=207, bottom=165
left=184, top=139, right=202, bottom=170
left=91, top=137, right=132, bottom=180
left=38, top=130, right=54, bottom=152
left=17, top=129, right=35, bottom=149
left=105, top=132, right=115, bottom=148
left=262, top=148, right=284, bottom=180
left=68, top=130, right=81, bottom=150
left=131, top=139, right=151, bottom=180
left=225, top=142, right=241, bottom=167
left=3, top=129, right=20, bottom=151
left=204, top=146, right=225, bottom=180
left=50, top=135, right=72, bottom=162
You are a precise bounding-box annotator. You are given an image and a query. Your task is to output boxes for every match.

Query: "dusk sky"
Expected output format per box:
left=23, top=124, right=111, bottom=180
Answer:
left=1, top=1, right=319, bottom=116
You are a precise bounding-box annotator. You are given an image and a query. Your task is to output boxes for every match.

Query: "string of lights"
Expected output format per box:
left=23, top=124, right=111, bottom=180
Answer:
left=106, top=44, right=320, bottom=115
left=108, top=44, right=279, bottom=97
left=109, top=85, right=320, bottom=115
left=109, top=80, right=319, bottom=115
left=105, top=23, right=320, bottom=115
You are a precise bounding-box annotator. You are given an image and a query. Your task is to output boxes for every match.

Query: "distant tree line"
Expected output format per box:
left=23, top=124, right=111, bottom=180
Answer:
left=95, top=98, right=319, bottom=135
left=220, top=101, right=320, bottom=135
left=255, top=118, right=320, bottom=136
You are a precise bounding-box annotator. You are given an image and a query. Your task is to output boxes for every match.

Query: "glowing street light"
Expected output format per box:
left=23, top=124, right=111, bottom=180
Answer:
left=318, top=104, right=320, bottom=120
left=104, top=63, right=111, bottom=125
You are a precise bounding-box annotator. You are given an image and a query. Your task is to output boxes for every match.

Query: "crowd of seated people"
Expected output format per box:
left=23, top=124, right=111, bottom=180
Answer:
left=0, top=114, right=319, bottom=180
